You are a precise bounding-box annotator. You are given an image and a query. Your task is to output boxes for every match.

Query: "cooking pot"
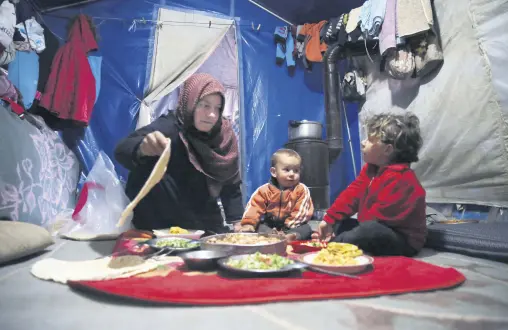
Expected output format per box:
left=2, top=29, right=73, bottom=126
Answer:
left=288, top=120, right=323, bottom=141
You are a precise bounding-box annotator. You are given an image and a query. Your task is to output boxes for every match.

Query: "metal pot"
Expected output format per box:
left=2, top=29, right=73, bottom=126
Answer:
left=288, top=120, right=323, bottom=141
left=200, top=233, right=287, bottom=256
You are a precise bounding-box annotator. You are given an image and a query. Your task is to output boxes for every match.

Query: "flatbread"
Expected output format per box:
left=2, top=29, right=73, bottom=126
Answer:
left=31, top=255, right=179, bottom=284
left=60, top=231, right=119, bottom=241
left=117, top=140, right=171, bottom=227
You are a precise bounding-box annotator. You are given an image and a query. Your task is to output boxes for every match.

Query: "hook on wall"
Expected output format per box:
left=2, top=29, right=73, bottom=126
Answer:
left=251, top=22, right=261, bottom=31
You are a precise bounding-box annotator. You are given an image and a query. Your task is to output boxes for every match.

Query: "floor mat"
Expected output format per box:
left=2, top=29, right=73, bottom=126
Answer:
left=68, top=256, right=465, bottom=305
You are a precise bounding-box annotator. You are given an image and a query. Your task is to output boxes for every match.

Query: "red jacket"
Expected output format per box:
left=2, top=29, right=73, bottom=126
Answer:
left=40, top=14, right=97, bottom=125
left=324, top=163, right=427, bottom=250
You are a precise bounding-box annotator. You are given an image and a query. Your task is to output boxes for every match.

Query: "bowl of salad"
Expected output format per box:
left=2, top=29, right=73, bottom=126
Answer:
left=144, top=237, right=201, bottom=254
left=217, top=252, right=307, bottom=276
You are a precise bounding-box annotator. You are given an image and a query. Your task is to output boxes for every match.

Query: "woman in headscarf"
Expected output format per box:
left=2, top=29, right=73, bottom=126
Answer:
left=115, top=73, right=243, bottom=233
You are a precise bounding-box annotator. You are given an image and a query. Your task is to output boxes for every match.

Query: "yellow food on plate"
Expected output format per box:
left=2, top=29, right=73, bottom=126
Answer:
left=313, top=242, right=363, bottom=266
left=169, top=227, right=189, bottom=234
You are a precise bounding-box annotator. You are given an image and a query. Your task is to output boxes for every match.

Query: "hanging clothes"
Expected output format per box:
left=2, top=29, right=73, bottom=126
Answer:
left=296, top=21, right=328, bottom=62
left=8, top=50, right=39, bottom=109
left=0, top=72, right=18, bottom=102
left=36, top=23, right=59, bottom=94
left=0, top=0, right=16, bottom=49
left=360, top=0, right=388, bottom=37
left=0, top=41, right=15, bottom=66
left=379, top=0, right=397, bottom=55
left=322, top=14, right=348, bottom=47
left=87, top=53, right=102, bottom=104
left=39, top=14, right=98, bottom=126
left=274, top=26, right=296, bottom=75
left=15, top=0, right=36, bottom=24
left=346, top=7, right=362, bottom=34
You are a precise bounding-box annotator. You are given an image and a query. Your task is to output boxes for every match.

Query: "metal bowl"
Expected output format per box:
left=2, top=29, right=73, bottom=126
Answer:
left=178, top=250, right=232, bottom=271
left=200, top=233, right=287, bottom=256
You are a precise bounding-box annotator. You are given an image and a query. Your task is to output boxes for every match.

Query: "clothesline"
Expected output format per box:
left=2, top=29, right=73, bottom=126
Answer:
left=41, top=13, right=265, bottom=32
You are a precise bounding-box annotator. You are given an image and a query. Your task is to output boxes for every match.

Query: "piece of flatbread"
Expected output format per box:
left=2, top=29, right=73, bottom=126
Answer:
left=31, top=256, right=180, bottom=284
left=117, top=140, right=171, bottom=227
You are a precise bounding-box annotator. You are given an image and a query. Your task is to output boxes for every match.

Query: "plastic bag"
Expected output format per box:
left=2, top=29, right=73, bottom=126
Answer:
left=45, top=152, right=132, bottom=240
left=16, top=17, right=46, bottom=53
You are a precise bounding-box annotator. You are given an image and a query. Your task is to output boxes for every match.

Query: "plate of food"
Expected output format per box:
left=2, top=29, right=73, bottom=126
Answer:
left=289, top=240, right=328, bottom=253
left=218, top=252, right=306, bottom=275
left=299, top=242, right=373, bottom=274
left=200, top=233, right=287, bottom=255
left=144, top=237, right=201, bottom=253
left=153, top=227, right=205, bottom=240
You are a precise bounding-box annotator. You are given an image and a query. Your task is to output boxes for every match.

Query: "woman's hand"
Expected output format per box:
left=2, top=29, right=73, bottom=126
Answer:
left=311, top=220, right=334, bottom=241
left=138, top=131, right=170, bottom=157
left=231, top=221, right=243, bottom=232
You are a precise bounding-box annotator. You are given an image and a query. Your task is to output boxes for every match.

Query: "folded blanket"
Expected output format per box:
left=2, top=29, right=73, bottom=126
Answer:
left=396, top=0, right=434, bottom=37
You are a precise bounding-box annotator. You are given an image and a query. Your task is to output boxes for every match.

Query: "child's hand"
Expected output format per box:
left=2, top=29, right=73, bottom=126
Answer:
left=231, top=221, right=243, bottom=232
left=312, top=221, right=334, bottom=241
left=239, top=225, right=256, bottom=233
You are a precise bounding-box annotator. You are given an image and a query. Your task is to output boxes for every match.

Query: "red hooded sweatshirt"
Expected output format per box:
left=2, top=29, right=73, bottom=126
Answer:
left=40, top=14, right=98, bottom=125
left=324, top=163, right=427, bottom=251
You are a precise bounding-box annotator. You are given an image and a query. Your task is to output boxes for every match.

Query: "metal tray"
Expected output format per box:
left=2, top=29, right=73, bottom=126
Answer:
left=200, top=233, right=287, bottom=256
left=217, top=254, right=307, bottom=276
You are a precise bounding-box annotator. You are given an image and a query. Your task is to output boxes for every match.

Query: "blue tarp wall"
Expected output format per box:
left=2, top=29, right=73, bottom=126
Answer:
left=41, top=0, right=361, bottom=202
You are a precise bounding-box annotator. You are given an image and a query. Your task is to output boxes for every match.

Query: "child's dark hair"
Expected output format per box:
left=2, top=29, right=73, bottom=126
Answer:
left=365, top=113, right=423, bottom=163
left=271, top=148, right=302, bottom=167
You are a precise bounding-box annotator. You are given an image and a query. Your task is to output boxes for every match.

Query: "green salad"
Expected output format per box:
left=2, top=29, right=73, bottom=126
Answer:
left=226, top=252, right=294, bottom=270
left=154, top=238, right=199, bottom=249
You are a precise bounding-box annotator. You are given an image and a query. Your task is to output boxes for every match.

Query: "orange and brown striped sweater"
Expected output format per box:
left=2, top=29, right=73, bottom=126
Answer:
left=241, top=182, right=314, bottom=229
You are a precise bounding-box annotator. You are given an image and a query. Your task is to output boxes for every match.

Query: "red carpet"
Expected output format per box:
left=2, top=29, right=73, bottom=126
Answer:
left=68, top=256, right=465, bottom=305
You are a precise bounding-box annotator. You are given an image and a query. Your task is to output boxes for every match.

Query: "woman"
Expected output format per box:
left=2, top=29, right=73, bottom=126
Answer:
left=115, top=73, right=243, bottom=232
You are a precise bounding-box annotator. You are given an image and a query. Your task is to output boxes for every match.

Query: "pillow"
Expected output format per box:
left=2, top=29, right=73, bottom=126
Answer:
left=0, top=220, right=54, bottom=264
left=0, top=103, right=79, bottom=226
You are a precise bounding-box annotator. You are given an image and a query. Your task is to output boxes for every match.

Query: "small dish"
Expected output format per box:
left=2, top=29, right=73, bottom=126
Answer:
left=153, top=228, right=205, bottom=240
left=289, top=240, right=327, bottom=254
left=179, top=250, right=232, bottom=271
left=299, top=252, right=374, bottom=275
left=144, top=237, right=201, bottom=253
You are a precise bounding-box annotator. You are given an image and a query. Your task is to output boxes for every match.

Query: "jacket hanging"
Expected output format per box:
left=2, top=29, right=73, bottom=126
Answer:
left=39, top=14, right=98, bottom=126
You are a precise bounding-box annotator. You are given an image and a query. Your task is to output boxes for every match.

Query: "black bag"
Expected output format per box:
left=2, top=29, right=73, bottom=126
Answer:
left=342, top=57, right=366, bottom=102
left=425, top=222, right=508, bottom=263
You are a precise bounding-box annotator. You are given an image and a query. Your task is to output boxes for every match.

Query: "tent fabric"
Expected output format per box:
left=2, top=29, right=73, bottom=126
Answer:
left=41, top=0, right=361, bottom=205
left=149, top=27, right=239, bottom=121
left=137, top=8, right=234, bottom=129
left=358, top=0, right=508, bottom=207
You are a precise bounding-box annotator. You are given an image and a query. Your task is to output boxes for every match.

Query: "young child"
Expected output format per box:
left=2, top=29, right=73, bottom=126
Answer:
left=238, top=148, right=314, bottom=241
left=315, top=113, right=427, bottom=256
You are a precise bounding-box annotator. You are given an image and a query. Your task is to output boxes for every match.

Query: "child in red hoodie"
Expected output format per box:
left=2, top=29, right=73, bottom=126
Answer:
left=315, top=113, right=427, bottom=256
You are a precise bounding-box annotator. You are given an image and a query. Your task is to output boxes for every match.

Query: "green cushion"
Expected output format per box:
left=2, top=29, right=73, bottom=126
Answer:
left=0, top=221, right=54, bottom=264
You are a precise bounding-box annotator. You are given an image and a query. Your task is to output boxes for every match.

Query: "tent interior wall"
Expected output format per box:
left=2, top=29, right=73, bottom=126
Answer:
left=25, top=0, right=500, bottom=220
left=35, top=0, right=361, bottom=209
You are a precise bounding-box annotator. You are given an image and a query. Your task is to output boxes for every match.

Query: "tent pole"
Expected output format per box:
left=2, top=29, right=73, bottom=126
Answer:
left=247, top=0, right=294, bottom=26
left=40, top=0, right=101, bottom=13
